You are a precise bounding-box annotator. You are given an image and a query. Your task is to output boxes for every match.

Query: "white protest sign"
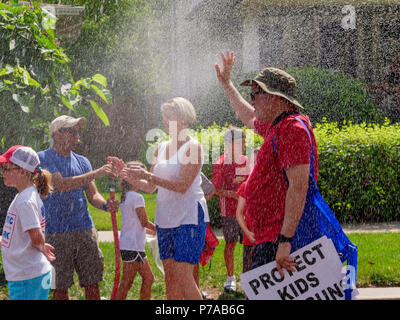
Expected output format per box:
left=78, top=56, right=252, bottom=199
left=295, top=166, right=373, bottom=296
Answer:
left=240, top=236, right=348, bottom=300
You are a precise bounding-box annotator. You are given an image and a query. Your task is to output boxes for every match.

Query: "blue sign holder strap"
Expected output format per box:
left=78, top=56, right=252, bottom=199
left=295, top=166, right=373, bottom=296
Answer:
left=272, top=116, right=358, bottom=300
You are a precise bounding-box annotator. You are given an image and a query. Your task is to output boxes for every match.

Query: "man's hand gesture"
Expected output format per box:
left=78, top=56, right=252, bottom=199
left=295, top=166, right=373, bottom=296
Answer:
left=215, top=50, right=235, bottom=85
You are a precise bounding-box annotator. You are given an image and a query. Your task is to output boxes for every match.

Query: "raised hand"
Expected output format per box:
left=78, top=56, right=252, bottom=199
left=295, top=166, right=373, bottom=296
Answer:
left=214, top=50, right=236, bottom=85
left=120, top=165, right=148, bottom=184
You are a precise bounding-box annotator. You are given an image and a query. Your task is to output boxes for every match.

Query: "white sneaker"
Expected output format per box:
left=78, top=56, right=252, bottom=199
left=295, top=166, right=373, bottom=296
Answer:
left=224, top=277, right=237, bottom=292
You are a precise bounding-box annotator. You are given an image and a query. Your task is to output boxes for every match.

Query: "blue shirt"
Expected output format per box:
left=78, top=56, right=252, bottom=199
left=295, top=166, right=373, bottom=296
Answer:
left=37, top=148, right=94, bottom=233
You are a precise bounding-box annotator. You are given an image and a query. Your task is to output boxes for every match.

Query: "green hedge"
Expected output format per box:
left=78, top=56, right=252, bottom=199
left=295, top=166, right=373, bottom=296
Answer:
left=315, top=119, right=400, bottom=223
left=285, top=67, right=384, bottom=126
left=201, top=120, right=400, bottom=226
left=137, top=120, right=400, bottom=226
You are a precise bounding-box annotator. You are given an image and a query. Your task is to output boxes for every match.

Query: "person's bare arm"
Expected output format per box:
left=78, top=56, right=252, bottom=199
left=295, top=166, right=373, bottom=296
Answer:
left=85, top=180, right=119, bottom=212
left=236, top=196, right=255, bottom=244
left=28, top=228, right=55, bottom=262
left=215, top=188, right=239, bottom=199
left=121, top=141, right=203, bottom=195
left=215, top=50, right=256, bottom=129
left=136, top=207, right=156, bottom=232
left=205, top=187, right=216, bottom=201
left=51, top=164, right=112, bottom=193
left=275, top=163, right=310, bottom=277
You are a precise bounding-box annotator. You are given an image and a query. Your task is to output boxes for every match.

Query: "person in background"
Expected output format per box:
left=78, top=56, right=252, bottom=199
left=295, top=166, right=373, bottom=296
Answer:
left=382, top=56, right=400, bottom=111
left=0, top=145, right=55, bottom=300
left=368, top=55, right=400, bottom=120
left=212, top=126, right=249, bottom=292
left=120, top=97, right=209, bottom=300
left=38, top=115, right=119, bottom=300
left=116, top=161, right=156, bottom=300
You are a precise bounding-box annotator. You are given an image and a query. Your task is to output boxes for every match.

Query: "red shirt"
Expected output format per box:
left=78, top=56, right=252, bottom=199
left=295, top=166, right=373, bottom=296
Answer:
left=237, top=181, right=254, bottom=246
left=244, top=114, right=318, bottom=244
left=212, top=153, right=249, bottom=217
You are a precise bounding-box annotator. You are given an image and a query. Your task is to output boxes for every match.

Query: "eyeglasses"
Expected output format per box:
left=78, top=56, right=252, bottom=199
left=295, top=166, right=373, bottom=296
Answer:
left=59, top=127, right=79, bottom=136
left=250, top=89, right=265, bottom=101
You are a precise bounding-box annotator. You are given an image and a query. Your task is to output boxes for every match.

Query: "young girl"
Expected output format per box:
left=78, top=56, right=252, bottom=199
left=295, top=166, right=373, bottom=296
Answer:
left=115, top=161, right=156, bottom=300
left=0, top=145, right=55, bottom=300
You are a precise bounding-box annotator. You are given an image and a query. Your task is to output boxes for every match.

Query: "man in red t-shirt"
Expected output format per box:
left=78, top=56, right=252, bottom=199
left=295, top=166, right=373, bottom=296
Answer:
left=212, top=126, right=248, bottom=292
left=215, top=50, right=318, bottom=277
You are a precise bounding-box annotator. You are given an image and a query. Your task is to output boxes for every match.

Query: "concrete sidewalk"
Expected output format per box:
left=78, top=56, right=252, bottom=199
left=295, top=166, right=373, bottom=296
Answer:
left=98, top=222, right=400, bottom=300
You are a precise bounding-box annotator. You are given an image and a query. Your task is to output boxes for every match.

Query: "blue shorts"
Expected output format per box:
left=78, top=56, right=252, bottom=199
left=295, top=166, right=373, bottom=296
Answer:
left=156, top=203, right=207, bottom=265
left=251, top=241, right=278, bottom=270
left=8, top=271, right=52, bottom=300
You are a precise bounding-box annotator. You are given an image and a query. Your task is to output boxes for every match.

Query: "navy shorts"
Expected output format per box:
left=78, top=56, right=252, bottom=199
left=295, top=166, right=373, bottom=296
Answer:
left=251, top=241, right=278, bottom=270
left=156, top=203, right=207, bottom=265
left=120, top=250, right=146, bottom=263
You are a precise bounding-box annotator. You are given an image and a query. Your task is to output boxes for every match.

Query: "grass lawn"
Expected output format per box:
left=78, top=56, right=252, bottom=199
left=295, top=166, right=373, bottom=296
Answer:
left=90, top=192, right=156, bottom=230
left=349, top=232, right=400, bottom=287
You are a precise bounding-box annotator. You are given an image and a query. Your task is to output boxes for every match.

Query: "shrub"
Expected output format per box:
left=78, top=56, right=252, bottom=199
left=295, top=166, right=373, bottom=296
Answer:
left=137, top=120, right=400, bottom=226
left=286, top=67, right=384, bottom=126
left=315, top=119, right=400, bottom=223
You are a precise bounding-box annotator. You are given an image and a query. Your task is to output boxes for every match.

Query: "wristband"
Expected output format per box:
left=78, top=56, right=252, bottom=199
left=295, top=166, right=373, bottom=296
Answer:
left=102, top=202, right=108, bottom=212
left=148, top=173, right=154, bottom=183
left=277, top=234, right=292, bottom=243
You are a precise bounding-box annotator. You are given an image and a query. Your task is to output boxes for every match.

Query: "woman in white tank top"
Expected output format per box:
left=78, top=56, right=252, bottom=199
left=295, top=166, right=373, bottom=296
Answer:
left=121, top=97, right=209, bottom=300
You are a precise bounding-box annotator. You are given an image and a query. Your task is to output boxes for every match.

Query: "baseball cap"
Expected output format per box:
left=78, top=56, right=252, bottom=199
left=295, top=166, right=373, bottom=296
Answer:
left=0, top=145, right=40, bottom=173
left=240, top=67, right=304, bottom=110
left=49, top=115, right=86, bottom=136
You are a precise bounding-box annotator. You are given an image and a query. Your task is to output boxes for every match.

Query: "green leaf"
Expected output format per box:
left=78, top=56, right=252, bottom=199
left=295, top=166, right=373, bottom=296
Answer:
left=89, top=100, right=110, bottom=126
left=91, top=84, right=112, bottom=104
left=1, top=24, right=16, bottom=30
left=0, top=64, right=15, bottom=76
left=73, top=78, right=91, bottom=90
left=61, top=95, right=74, bottom=111
left=92, top=73, right=107, bottom=87
left=12, top=93, right=35, bottom=113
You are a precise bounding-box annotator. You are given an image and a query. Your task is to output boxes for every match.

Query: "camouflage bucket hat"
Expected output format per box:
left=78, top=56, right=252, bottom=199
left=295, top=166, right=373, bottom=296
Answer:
left=240, top=67, right=303, bottom=110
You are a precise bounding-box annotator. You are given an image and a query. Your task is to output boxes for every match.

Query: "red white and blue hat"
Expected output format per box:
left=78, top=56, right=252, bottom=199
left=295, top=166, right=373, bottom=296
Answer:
left=0, top=145, right=40, bottom=173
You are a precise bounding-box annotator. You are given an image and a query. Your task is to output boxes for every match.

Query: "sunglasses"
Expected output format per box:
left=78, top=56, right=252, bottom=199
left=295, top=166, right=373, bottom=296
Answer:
left=250, top=89, right=266, bottom=101
left=59, top=127, right=79, bottom=136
